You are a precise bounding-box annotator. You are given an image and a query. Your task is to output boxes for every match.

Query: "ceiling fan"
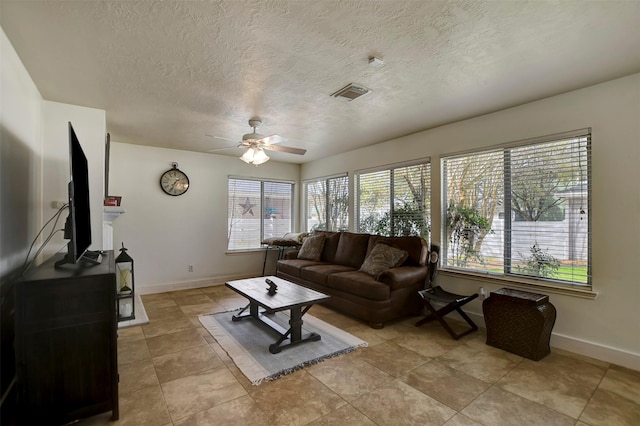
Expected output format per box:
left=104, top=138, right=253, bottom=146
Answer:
left=209, top=118, right=306, bottom=165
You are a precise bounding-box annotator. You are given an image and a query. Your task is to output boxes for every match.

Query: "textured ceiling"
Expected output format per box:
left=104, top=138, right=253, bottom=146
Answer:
left=2, top=1, right=640, bottom=163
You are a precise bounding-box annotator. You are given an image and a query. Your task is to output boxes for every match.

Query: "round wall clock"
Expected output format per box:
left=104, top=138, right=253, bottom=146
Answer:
left=160, top=163, right=190, bottom=196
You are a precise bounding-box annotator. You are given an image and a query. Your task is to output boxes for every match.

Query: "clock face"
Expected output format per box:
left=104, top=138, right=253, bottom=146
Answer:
left=160, top=168, right=190, bottom=196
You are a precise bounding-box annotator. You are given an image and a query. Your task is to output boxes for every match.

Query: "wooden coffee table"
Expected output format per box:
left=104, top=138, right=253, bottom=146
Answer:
left=225, top=276, right=330, bottom=354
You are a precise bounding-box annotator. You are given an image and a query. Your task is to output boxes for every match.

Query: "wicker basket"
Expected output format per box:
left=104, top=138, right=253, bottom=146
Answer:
left=482, top=288, right=556, bottom=361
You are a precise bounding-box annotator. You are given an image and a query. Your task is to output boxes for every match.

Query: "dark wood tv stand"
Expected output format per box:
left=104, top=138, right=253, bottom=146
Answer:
left=15, top=251, right=119, bottom=423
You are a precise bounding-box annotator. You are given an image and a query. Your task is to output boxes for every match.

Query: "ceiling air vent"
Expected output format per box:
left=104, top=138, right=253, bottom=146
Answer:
left=331, top=83, right=371, bottom=101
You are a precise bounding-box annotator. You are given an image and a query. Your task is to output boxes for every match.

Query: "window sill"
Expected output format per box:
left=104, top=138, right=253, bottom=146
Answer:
left=226, top=248, right=264, bottom=255
left=439, top=269, right=598, bottom=300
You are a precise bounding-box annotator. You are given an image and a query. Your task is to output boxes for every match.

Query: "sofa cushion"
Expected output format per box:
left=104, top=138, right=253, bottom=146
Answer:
left=378, top=266, right=428, bottom=291
left=300, top=264, right=356, bottom=285
left=314, top=231, right=340, bottom=263
left=359, top=243, right=409, bottom=278
left=297, top=234, right=325, bottom=261
left=326, top=271, right=390, bottom=301
left=277, top=259, right=324, bottom=278
left=334, top=232, right=370, bottom=268
left=367, top=235, right=427, bottom=266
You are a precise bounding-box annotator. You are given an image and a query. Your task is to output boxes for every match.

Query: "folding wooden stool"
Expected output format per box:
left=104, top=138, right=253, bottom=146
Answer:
left=414, top=245, right=479, bottom=340
left=415, top=287, right=478, bottom=340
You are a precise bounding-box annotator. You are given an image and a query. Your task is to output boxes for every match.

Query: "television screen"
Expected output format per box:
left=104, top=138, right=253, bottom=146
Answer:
left=55, top=122, right=94, bottom=267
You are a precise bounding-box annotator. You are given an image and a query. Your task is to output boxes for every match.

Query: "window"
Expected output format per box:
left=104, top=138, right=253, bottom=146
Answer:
left=356, top=160, right=431, bottom=239
left=227, top=177, right=294, bottom=250
left=441, top=129, right=591, bottom=287
left=304, top=175, right=349, bottom=232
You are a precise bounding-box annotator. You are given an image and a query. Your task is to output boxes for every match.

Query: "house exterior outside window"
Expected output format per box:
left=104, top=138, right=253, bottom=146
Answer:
left=441, top=129, right=591, bottom=287
left=227, top=177, right=294, bottom=250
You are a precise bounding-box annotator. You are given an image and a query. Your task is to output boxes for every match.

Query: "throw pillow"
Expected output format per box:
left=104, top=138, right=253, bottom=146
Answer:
left=297, top=234, right=325, bottom=261
left=359, top=243, right=409, bottom=278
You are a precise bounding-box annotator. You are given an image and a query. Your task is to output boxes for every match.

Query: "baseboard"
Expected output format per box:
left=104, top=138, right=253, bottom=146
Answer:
left=137, top=273, right=257, bottom=295
left=549, top=333, right=640, bottom=371
left=463, top=309, right=639, bottom=371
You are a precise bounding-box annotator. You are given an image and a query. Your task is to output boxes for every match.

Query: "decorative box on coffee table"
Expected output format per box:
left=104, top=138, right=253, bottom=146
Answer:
left=482, top=287, right=556, bottom=361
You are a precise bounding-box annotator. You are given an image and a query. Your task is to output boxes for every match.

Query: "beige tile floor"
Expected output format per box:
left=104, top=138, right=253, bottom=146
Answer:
left=83, top=285, right=640, bottom=426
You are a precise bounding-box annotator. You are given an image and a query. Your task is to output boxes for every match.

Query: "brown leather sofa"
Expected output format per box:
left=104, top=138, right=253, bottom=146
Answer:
left=276, top=231, right=429, bottom=328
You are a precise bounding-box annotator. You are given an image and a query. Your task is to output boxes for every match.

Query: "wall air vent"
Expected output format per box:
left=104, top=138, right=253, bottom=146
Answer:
left=330, top=83, right=371, bottom=101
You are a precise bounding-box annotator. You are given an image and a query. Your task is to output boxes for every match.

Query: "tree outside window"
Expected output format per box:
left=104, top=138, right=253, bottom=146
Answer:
left=441, top=132, right=591, bottom=286
left=304, top=175, right=349, bottom=232
left=357, top=162, right=431, bottom=240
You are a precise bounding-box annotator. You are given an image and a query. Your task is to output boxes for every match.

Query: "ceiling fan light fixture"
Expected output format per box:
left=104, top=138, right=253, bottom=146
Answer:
left=239, top=147, right=270, bottom=165
left=240, top=147, right=256, bottom=163
left=252, top=148, right=270, bottom=165
left=217, top=117, right=302, bottom=161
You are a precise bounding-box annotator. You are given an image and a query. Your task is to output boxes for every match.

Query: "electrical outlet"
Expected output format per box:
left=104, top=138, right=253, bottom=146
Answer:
left=188, top=265, right=193, bottom=272
left=51, top=201, right=66, bottom=209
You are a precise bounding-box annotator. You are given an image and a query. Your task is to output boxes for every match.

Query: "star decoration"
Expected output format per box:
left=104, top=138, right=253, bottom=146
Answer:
left=239, top=197, right=255, bottom=215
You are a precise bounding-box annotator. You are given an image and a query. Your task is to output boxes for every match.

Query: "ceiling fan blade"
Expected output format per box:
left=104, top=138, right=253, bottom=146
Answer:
left=205, top=134, right=237, bottom=142
left=207, top=145, right=240, bottom=152
left=263, top=144, right=306, bottom=155
left=259, top=134, right=285, bottom=145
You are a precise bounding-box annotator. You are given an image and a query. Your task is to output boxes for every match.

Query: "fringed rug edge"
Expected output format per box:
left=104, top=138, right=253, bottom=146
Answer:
left=198, top=309, right=367, bottom=386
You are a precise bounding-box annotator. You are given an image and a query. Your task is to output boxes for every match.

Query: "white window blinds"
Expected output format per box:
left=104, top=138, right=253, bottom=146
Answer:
left=441, top=129, right=591, bottom=286
left=227, top=178, right=294, bottom=250
left=304, top=175, right=349, bottom=232
left=356, top=161, right=431, bottom=239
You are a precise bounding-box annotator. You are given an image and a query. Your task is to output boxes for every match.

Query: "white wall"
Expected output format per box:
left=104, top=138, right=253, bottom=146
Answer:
left=1, top=25, right=112, bottom=402
left=1, top=26, right=107, bottom=272
left=302, top=74, right=640, bottom=369
left=0, top=27, right=43, bottom=276
left=109, top=142, right=300, bottom=293
left=41, top=101, right=106, bottom=259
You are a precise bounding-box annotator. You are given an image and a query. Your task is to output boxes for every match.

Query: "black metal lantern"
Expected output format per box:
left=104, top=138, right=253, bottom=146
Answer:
left=115, top=242, right=135, bottom=321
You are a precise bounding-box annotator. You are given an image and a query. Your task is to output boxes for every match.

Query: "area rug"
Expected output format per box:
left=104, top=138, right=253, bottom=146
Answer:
left=199, top=309, right=367, bottom=385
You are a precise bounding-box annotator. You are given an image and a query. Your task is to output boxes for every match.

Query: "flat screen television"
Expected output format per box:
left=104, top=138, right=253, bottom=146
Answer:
left=55, top=122, right=100, bottom=267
